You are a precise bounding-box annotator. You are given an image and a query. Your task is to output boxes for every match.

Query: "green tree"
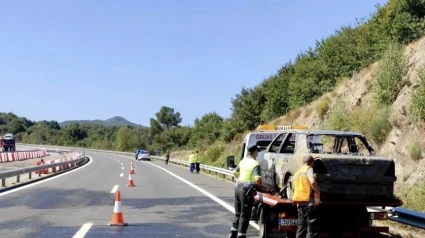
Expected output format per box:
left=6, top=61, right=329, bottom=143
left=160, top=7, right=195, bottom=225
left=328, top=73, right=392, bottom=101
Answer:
left=372, top=43, right=407, bottom=106
left=231, top=86, right=266, bottom=131
left=155, top=106, right=182, bottom=129
left=190, top=112, right=224, bottom=146
left=149, top=118, right=163, bottom=138
left=260, top=64, right=292, bottom=121
left=288, top=49, right=330, bottom=109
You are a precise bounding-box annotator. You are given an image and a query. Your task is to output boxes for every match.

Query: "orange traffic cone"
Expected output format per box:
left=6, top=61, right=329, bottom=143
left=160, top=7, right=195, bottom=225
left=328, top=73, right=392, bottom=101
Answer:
left=130, top=163, right=135, bottom=175
left=126, top=174, right=135, bottom=187
left=107, top=191, right=128, bottom=226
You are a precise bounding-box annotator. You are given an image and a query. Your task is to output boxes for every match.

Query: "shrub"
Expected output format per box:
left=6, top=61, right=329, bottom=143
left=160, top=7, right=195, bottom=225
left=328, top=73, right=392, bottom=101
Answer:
left=372, top=43, right=407, bottom=106
left=322, top=100, right=351, bottom=131
left=398, top=178, right=425, bottom=213
left=350, top=105, right=392, bottom=146
left=410, top=68, right=425, bottom=121
left=323, top=99, right=392, bottom=147
left=316, top=96, right=331, bottom=119
left=205, top=144, right=224, bottom=163
left=389, top=110, right=400, bottom=128
left=407, top=139, right=423, bottom=161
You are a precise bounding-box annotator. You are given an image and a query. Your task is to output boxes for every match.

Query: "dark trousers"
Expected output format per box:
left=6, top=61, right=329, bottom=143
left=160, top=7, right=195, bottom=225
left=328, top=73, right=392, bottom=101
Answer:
left=190, top=163, right=195, bottom=173
left=296, top=205, right=319, bottom=238
left=231, top=185, right=254, bottom=237
left=195, top=163, right=200, bottom=173
left=165, top=155, right=169, bottom=165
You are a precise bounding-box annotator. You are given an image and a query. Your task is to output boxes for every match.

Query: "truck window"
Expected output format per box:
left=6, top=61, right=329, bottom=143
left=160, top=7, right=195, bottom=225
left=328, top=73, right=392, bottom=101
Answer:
left=267, top=133, right=286, bottom=153
left=279, top=133, right=296, bottom=154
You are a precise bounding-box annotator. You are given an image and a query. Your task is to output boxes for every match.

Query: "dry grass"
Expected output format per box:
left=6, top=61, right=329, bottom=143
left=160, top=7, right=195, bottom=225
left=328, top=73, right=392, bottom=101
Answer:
left=407, top=139, right=423, bottom=161
left=316, top=96, right=331, bottom=120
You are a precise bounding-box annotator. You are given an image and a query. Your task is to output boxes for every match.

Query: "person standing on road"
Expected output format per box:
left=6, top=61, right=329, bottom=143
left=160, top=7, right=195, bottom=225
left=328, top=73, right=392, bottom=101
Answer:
left=188, top=152, right=195, bottom=173
left=165, top=150, right=170, bottom=165
left=194, top=151, right=201, bottom=173
left=292, top=155, right=320, bottom=238
left=228, top=144, right=262, bottom=238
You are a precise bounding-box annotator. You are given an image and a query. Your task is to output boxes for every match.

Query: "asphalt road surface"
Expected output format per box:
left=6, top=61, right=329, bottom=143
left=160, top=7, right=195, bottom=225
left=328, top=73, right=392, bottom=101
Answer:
left=0, top=151, right=259, bottom=238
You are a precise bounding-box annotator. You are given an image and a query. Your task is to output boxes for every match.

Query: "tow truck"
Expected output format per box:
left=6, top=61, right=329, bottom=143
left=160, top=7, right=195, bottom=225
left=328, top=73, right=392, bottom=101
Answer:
left=244, top=126, right=402, bottom=238
left=228, top=125, right=403, bottom=237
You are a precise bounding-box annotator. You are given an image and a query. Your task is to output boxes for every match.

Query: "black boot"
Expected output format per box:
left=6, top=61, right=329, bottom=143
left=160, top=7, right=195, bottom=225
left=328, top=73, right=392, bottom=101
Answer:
left=228, top=231, right=237, bottom=238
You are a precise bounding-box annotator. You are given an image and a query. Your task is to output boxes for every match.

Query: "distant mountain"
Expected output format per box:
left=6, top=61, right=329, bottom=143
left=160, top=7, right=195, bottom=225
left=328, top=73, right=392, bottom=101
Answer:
left=60, top=116, right=146, bottom=128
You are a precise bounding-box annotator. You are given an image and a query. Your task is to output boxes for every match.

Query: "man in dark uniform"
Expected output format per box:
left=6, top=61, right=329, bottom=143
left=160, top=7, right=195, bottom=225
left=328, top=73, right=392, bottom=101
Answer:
left=165, top=150, right=170, bottom=165
left=229, top=144, right=262, bottom=238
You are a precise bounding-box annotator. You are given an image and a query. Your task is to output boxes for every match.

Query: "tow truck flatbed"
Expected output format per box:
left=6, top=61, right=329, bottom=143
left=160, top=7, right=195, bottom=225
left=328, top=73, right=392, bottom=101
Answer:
left=253, top=191, right=403, bottom=238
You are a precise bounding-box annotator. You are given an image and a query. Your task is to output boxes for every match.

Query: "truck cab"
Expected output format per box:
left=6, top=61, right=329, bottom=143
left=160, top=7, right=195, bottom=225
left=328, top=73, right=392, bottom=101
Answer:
left=1, top=133, right=16, bottom=152
left=227, top=125, right=292, bottom=170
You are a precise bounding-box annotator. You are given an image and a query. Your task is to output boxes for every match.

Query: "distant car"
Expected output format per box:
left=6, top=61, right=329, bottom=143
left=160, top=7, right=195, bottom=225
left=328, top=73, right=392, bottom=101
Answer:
left=137, top=151, right=151, bottom=161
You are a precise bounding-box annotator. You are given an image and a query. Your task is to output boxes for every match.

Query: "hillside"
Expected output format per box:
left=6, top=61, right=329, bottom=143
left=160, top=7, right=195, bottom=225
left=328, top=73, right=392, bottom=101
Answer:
left=60, top=116, right=146, bottom=128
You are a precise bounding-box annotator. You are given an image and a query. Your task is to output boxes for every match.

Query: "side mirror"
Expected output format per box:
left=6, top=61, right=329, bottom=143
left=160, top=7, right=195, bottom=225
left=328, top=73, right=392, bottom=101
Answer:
left=227, top=155, right=235, bottom=170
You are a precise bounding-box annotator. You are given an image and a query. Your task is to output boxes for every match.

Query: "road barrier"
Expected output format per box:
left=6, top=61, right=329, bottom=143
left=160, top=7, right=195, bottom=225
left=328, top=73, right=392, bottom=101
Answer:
left=0, top=150, right=48, bottom=162
left=0, top=152, right=88, bottom=188
left=390, top=207, right=425, bottom=229
left=15, top=143, right=425, bottom=230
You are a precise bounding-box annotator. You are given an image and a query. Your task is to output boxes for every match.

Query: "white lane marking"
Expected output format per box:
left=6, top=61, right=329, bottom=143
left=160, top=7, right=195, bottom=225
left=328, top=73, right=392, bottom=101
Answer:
left=121, top=167, right=124, bottom=170
left=118, top=160, right=120, bottom=162
left=0, top=156, right=93, bottom=197
left=110, top=185, right=119, bottom=193
left=145, top=162, right=260, bottom=230
left=121, top=163, right=123, bottom=166
left=72, top=222, right=93, bottom=238
left=120, top=173, right=123, bottom=177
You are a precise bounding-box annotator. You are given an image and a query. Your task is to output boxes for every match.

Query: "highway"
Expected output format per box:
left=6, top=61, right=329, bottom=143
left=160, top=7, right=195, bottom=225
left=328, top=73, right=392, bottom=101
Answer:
left=0, top=151, right=259, bottom=238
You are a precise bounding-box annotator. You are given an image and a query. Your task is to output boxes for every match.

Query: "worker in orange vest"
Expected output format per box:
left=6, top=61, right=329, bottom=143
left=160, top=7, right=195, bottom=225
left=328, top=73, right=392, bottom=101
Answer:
left=292, top=155, right=320, bottom=238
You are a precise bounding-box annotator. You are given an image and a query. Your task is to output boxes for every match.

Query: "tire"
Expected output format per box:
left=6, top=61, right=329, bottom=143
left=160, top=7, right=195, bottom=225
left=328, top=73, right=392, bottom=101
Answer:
left=281, top=176, right=294, bottom=200
left=258, top=205, right=276, bottom=238
left=258, top=205, right=268, bottom=238
left=286, top=177, right=293, bottom=200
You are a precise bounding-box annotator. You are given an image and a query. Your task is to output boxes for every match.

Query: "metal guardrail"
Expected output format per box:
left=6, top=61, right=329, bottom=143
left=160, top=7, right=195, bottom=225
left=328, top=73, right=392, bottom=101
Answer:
left=390, top=207, right=425, bottom=229
left=15, top=143, right=425, bottom=230
left=0, top=155, right=88, bottom=187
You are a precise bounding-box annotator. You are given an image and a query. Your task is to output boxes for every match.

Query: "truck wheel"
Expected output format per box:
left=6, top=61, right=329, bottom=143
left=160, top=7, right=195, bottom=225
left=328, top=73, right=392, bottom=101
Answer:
left=281, top=176, right=293, bottom=200
left=258, top=205, right=273, bottom=238
left=258, top=206, right=267, bottom=238
left=286, top=178, right=293, bottom=200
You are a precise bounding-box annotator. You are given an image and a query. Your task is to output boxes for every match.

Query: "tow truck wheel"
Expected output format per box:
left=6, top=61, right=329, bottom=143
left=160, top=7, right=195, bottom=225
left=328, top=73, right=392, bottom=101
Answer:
left=281, top=176, right=293, bottom=200
left=258, top=205, right=267, bottom=238
left=286, top=179, right=293, bottom=200
left=258, top=205, right=274, bottom=238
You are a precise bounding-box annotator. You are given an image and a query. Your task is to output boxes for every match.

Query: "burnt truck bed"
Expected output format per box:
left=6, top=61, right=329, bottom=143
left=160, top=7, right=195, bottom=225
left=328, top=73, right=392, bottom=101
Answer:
left=254, top=191, right=403, bottom=238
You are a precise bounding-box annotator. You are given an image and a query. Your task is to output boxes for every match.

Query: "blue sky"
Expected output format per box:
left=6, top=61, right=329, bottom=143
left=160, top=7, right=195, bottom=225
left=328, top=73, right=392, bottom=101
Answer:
left=0, top=0, right=387, bottom=127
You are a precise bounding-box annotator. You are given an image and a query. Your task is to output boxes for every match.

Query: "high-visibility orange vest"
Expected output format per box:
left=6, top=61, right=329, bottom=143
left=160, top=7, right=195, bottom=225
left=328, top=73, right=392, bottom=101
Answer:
left=292, top=165, right=319, bottom=204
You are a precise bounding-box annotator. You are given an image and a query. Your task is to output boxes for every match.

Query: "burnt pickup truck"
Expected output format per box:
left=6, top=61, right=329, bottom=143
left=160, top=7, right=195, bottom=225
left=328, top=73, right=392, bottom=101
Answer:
left=256, top=129, right=397, bottom=202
